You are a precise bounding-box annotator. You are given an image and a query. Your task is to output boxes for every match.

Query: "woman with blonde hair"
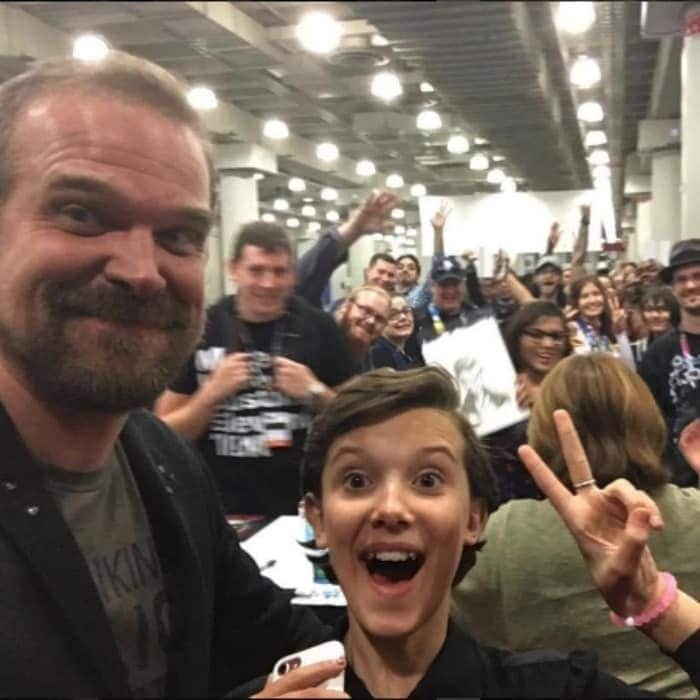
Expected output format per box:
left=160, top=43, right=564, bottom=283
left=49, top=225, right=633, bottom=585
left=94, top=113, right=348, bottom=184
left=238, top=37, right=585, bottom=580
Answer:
left=453, top=354, right=700, bottom=697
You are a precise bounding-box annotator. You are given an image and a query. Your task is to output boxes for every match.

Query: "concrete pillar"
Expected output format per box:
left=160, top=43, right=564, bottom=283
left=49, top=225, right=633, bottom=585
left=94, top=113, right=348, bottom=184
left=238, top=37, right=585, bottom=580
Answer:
left=650, top=150, right=681, bottom=243
left=218, top=174, right=259, bottom=295
left=681, top=4, right=700, bottom=239
left=635, top=197, right=653, bottom=259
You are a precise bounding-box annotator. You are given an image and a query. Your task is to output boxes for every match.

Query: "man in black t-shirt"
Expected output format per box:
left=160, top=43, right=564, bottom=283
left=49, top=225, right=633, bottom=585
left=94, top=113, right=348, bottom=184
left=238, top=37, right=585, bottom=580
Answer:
left=156, top=222, right=356, bottom=515
left=640, top=239, right=700, bottom=486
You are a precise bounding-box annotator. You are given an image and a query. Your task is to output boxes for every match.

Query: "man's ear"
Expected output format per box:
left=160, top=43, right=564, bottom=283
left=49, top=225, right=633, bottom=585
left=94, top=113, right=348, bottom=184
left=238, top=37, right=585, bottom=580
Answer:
left=463, top=499, right=488, bottom=547
left=304, top=493, right=327, bottom=548
left=227, top=259, right=238, bottom=284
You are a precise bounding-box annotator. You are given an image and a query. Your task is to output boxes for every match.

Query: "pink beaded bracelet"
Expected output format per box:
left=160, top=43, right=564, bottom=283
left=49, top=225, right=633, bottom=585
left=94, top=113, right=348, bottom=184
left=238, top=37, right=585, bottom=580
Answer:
left=609, top=572, right=678, bottom=628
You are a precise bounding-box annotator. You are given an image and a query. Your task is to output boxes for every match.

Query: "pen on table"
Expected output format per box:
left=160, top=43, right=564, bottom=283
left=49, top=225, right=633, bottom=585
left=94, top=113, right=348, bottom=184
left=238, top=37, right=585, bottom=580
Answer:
left=259, top=559, right=276, bottom=572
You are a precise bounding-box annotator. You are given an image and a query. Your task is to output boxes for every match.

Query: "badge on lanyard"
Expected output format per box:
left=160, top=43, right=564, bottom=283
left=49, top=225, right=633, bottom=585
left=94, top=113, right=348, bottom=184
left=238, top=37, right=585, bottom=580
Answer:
left=263, top=412, right=294, bottom=449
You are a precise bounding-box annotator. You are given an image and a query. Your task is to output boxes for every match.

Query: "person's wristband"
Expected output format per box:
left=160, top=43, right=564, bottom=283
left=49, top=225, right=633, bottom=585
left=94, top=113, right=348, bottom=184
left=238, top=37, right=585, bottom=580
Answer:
left=610, top=572, right=678, bottom=628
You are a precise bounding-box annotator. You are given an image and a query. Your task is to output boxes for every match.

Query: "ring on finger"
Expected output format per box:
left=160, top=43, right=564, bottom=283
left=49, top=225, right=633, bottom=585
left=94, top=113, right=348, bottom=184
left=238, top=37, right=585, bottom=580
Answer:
left=573, top=478, right=597, bottom=491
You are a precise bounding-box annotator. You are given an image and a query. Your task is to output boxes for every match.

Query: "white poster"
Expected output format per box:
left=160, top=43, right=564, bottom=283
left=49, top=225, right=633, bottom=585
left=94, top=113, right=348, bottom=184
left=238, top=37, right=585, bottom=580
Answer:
left=422, top=317, right=529, bottom=436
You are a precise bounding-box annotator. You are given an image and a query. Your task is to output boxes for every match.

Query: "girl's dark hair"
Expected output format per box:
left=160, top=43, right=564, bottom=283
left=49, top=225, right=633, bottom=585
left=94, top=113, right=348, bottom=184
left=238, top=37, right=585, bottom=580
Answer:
left=569, top=275, right=616, bottom=343
left=641, top=285, right=681, bottom=328
left=504, top=301, right=572, bottom=372
left=302, top=366, right=499, bottom=583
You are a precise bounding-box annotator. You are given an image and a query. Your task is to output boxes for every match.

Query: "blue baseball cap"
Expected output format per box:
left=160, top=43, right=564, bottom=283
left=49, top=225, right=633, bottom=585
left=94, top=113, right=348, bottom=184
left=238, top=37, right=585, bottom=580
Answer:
left=431, top=256, right=465, bottom=282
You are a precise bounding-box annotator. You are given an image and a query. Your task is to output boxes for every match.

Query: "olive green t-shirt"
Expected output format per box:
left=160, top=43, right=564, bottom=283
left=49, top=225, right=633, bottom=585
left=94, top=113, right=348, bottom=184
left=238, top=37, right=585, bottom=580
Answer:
left=43, top=444, right=169, bottom=697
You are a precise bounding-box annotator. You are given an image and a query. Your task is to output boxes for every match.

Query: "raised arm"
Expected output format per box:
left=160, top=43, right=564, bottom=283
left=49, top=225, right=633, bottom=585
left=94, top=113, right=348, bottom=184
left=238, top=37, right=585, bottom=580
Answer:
left=570, top=205, right=590, bottom=281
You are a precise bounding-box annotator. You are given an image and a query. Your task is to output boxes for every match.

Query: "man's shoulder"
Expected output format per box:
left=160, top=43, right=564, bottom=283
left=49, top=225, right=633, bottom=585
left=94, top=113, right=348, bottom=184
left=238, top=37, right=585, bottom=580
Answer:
left=644, top=328, right=682, bottom=360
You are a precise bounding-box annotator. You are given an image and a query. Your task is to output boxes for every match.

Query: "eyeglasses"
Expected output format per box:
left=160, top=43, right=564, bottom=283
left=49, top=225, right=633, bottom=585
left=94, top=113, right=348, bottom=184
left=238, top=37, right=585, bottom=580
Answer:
left=352, top=301, right=388, bottom=326
left=388, top=307, right=413, bottom=322
left=522, top=328, right=568, bottom=345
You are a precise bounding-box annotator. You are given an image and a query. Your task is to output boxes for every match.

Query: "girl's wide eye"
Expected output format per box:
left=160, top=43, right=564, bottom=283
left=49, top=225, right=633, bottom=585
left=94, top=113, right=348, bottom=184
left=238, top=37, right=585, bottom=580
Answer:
left=343, top=471, right=370, bottom=490
left=414, top=470, right=444, bottom=490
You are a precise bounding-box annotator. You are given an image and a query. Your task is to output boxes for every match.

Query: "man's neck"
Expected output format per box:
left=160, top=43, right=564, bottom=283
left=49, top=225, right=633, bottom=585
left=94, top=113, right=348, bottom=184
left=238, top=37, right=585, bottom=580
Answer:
left=234, top=296, right=285, bottom=324
left=681, top=309, right=700, bottom=334
left=0, top=361, right=126, bottom=471
left=344, top=606, right=448, bottom=698
left=385, top=336, right=407, bottom=351
left=395, top=282, right=414, bottom=295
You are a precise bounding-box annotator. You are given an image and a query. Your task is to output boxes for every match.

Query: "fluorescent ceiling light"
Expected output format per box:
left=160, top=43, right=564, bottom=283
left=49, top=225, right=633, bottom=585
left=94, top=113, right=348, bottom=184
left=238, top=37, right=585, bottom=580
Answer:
left=186, top=86, right=218, bottom=111
left=296, top=12, right=343, bottom=54
left=386, top=173, right=404, bottom=188
left=577, top=101, right=604, bottom=123
left=301, top=205, right=316, bottom=217
left=286, top=217, right=300, bottom=228
left=584, top=130, right=607, bottom=147
left=253, top=173, right=265, bottom=181
left=487, top=168, right=506, bottom=185
left=420, top=81, right=435, bottom=93
left=261, top=213, right=276, bottom=223
left=371, top=33, right=389, bottom=47
left=326, top=210, right=340, bottom=222
left=588, top=149, right=610, bottom=166
left=410, top=183, right=427, bottom=197
left=416, top=109, right=442, bottom=131
left=492, top=155, right=506, bottom=162
left=570, top=55, right=601, bottom=88
left=394, top=225, right=406, bottom=234
left=371, top=71, right=403, bottom=101
left=356, top=159, right=377, bottom=177
left=263, top=118, right=289, bottom=140
left=556, top=1, right=596, bottom=34
left=73, top=34, right=109, bottom=61
left=474, top=137, right=489, bottom=145
left=273, top=198, right=289, bottom=211
left=500, top=178, right=517, bottom=194
left=447, top=134, right=470, bottom=154
left=391, top=208, right=405, bottom=219
left=308, top=221, right=322, bottom=232
left=288, top=177, right=306, bottom=192
left=469, top=153, right=489, bottom=171
left=316, top=142, right=339, bottom=162
left=320, top=187, right=338, bottom=201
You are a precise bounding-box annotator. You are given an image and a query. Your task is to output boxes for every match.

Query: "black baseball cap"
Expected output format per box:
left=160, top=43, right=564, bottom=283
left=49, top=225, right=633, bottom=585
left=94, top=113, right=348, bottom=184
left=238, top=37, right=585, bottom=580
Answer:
left=660, top=238, right=700, bottom=283
left=431, top=255, right=465, bottom=283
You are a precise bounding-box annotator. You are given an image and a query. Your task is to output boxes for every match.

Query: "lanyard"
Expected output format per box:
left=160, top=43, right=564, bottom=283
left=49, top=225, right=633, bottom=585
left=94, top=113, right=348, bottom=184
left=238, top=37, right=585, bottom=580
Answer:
left=576, top=317, right=612, bottom=353
left=231, top=298, right=288, bottom=357
left=680, top=332, right=695, bottom=360
left=428, top=303, right=446, bottom=336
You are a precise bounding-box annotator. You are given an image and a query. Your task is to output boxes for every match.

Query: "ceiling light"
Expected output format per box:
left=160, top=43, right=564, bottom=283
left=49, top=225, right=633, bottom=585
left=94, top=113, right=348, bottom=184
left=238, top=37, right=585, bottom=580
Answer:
left=584, top=130, right=607, bottom=147
left=386, top=173, right=404, bottom=188
left=556, top=1, right=596, bottom=34
left=492, top=155, right=506, bottom=162
left=303, top=197, right=314, bottom=202
left=391, top=208, right=405, bottom=219
left=394, top=225, right=406, bottom=234
left=420, top=82, right=435, bottom=93
left=186, top=85, right=218, bottom=111
left=263, top=118, right=289, bottom=140
left=588, top=149, right=610, bottom=166
left=371, top=33, right=389, bottom=47
left=447, top=134, right=470, bottom=154
left=500, top=178, right=517, bottom=194
left=487, top=168, right=506, bottom=185
left=474, top=137, right=489, bottom=145
left=301, top=205, right=316, bottom=217
left=410, top=183, right=427, bottom=197
left=406, top=228, right=417, bottom=236
left=570, top=55, right=601, bottom=88
left=316, top=142, right=339, bottom=162
left=308, top=221, right=322, bottom=232
left=356, top=159, right=376, bottom=177
left=73, top=34, right=109, bottom=61
left=273, top=198, right=289, bottom=211
left=577, top=101, right=604, bottom=123
left=286, top=217, right=300, bottom=228
left=253, top=173, right=265, bottom=181
left=469, top=153, right=489, bottom=171
left=288, top=177, right=306, bottom=192
left=320, top=187, right=338, bottom=201
left=416, top=109, right=442, bottom=131
left=592, top=164, right=611, bottom=179
left=371, top=71, right=403, bottom=101
left=296, top=12, right=343, bottom=54
left=326, top=210, right=340, bottom=223
left=261, top=213, right=276, bottom=223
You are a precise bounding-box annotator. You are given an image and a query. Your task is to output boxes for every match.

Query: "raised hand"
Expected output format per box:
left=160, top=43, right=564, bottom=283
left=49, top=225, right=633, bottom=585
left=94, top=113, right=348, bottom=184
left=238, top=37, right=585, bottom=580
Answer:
left=609, top=293, right=627, bottom=335
left=340, top=190, right=398, bottom=238
left=493, top=249, right=510, bottom=281
left=430, top=199, right=452, bottom=232
left=518, top=409, right=665, bottom=618
left=679, top=419, right=700, bottom=476
left=547, top=221, right=561, bottom=253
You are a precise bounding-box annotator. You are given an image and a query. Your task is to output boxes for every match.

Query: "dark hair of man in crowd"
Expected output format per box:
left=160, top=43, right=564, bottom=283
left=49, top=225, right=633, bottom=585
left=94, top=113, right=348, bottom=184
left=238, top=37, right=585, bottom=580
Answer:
left=641, top=285, right=681, bottom=328
left=568, top=274, right=617, bottom=343
left=302, top=366, right=499, bottom=583
left=503, top=301, right=572, bottom=372
left=396, top=253, right=422, bottom=278
left=230, top=221, right=293, bottom=262
left=528, top=354, right=670, bottom=492
left=0, top=50, right=216, bottom=207
left=368, top=252, right=396, bottom=269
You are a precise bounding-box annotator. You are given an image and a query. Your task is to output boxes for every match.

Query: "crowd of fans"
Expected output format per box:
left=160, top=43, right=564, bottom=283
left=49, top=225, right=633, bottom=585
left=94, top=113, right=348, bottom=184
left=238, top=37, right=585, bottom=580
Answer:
left=2, top=49, right=699, bottom=697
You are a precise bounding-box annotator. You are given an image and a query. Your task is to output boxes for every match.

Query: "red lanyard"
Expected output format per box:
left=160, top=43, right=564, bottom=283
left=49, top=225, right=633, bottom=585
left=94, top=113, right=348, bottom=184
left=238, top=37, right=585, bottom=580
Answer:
left=680, top=332, right=694, bottom=360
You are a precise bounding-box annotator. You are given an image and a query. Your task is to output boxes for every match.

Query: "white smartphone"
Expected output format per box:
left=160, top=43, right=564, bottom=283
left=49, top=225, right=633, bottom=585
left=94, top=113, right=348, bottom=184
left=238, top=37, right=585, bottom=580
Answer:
left=271, top=640, right=345, bottom=691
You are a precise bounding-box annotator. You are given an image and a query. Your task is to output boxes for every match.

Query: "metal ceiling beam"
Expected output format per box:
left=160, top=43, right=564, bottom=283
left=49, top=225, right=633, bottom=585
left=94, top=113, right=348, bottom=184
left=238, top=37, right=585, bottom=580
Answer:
left=647, top=35, right=681, bottom=119
left=0, top=2, right=69, bottom=59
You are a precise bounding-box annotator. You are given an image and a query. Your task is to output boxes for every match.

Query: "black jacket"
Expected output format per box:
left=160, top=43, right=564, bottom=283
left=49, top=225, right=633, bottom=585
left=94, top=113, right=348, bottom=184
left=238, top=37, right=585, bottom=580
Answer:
left=0, top=406, right=328, bottom=697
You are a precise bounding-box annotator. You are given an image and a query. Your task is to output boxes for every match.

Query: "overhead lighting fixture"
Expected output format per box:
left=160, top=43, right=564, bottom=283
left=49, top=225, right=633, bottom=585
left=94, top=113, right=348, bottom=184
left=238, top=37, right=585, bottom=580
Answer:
left=263, top=118, right=289, bottom=140
left=273, top=198, right=289, bottom=211
left=371, top=71, right=403, bottom=102
left=447, top=134, right=470, bottom=155
left=394, top=225, right=406, bottom=234
left=569, top=55, right=601, bottom=89
left=370, top=33, right=389, bottom=47
left=253, top=173, right=265, bottom=181
left=469, top=153, right=489, bottom=171
left=487, top=168, right=506, bottom=185
left=301, top=204, right=316, bottom=217
left=386, top=173, right=404, bottom=188
left=592, top=164, right=611, bottom=179
left=261, top=213, right=276, bottom=223
left=410, top=183, right=427, bottom=197
left=72, top=34, right=109, bottom=61
left=416, top=109, right=442, bottom=131
left=406, top=227, right=417, bottom=236
left=286, top=217, right=300, bottom=228
left=320, top=187, right=338, bottom=201
left=296, top=12, right=343, bottom=54
left=500, top=178, right=517, bottom=194
left=492, top=155, right=506, bottom=162
left=556, top=1, right=596, bottom=34
left=419, top=81, right=435, bottom=93
left=303, top=196, right=314, bottom=202
left=308, top=221, right=322, bottom=232
left=588, top=149, right=610, bottom=166
left=577, top=101, right=604, bottom=123
left=316, top=142, right=339, bottom=162
left=186, top=85, right=218, bottom=111
left=584, top=130, right=607, bottom=147
left=356, top=159, right=377, bottom=177
left=391, top=208, right=405, bottom=220
left=474, top=137, right=489, bottom=146
left=326, top=210, right=340, bottom=223
left=288, top=177, right=306, bottom=193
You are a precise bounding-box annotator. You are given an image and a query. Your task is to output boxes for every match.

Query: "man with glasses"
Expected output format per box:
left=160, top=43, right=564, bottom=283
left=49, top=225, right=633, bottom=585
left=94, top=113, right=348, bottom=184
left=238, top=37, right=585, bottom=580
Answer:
left=369, top=295, right=425, bottom=371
